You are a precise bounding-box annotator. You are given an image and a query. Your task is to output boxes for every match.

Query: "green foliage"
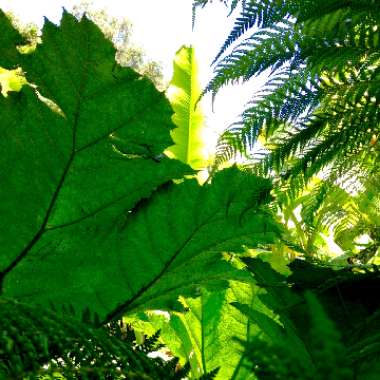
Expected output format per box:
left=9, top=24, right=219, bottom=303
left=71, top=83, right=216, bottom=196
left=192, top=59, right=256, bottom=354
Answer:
left=240, top=293, right=353, bottom=380
left=332, top=175, right=380, bottom=263
left=134, top=255, right=380, bottom=379
left=2, top=11, right=40, bottom=53
left=2, top=4, right=380, bottom=379
left=0, top=9, right=188, bottom=319
left=236, top=258, right=380, bottom=379
left=0, top=8, right=280, bottom=319
left=271, top=173, right=380, bottom=263
left=0, top=9, right=281, bottom=377
left=272, top=179, right=356, bottom=259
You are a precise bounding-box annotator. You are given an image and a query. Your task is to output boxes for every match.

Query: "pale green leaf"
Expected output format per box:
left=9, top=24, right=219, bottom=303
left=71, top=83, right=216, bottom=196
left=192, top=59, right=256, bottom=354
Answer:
left=166, top=45, right=209, bottom=170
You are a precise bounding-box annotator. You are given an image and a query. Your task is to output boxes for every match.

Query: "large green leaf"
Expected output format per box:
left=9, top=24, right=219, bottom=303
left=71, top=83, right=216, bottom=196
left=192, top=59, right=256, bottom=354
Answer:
left=0, top=12, right=187, bottom=314
left=0, top=11, right=190, bottom=271
left=0, top=12, right=279, bottom=323
left=166, top=45, right=209, bottom=170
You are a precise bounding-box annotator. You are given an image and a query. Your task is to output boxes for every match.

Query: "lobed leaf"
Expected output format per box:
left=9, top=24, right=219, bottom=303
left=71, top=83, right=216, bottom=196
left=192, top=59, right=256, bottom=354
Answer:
left=0, top=12, right=280, bottom=323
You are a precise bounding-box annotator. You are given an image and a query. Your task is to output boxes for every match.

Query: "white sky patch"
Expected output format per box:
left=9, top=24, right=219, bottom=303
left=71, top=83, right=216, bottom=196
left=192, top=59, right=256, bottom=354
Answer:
left=0, top=0, right=266, bottom=151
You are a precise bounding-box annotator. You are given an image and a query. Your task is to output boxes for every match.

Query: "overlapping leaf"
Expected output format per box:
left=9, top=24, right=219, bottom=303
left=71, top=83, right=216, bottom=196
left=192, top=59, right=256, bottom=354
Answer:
left=5, top=165, right=279, bottom=322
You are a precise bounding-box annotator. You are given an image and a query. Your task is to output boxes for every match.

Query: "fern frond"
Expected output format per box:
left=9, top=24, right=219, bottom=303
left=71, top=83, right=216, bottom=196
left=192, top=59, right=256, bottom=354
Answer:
left=205, top=22, right=298, bottom=97
left=0, top=299, right=185, bottom=379
left=213, top=0, right=288, bottom=63
left=207, top=0, right=380, bottom=187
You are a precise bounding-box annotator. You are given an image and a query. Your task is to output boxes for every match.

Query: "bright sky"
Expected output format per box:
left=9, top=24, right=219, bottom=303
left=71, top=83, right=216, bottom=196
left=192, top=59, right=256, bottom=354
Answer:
left=0, top=0, right=266, bottom=150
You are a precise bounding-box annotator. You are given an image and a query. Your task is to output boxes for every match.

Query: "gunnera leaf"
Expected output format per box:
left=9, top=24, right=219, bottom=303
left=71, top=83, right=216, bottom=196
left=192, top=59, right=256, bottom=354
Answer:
left=0, top=11, right=280, bottom=322
left=0, top=11, right=190, bottom=312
